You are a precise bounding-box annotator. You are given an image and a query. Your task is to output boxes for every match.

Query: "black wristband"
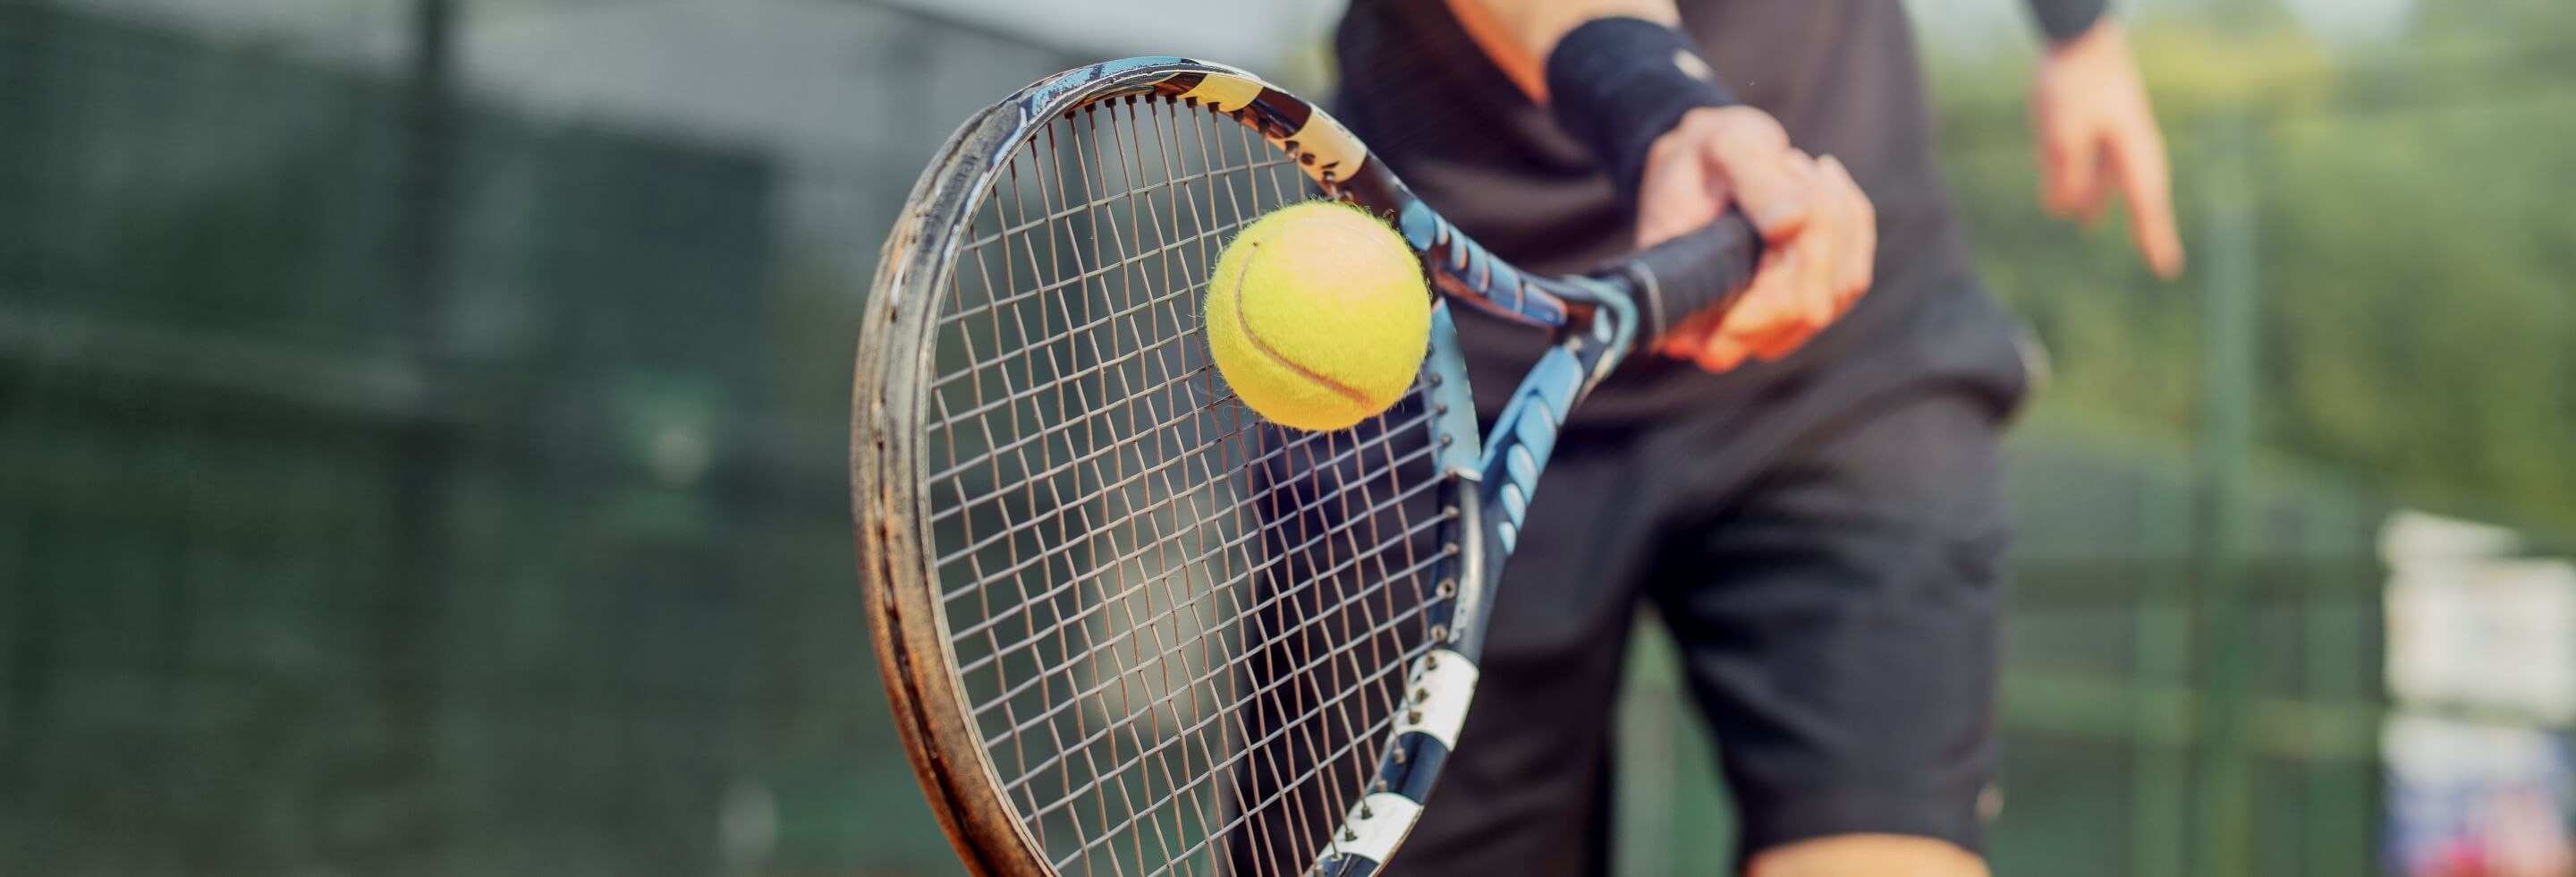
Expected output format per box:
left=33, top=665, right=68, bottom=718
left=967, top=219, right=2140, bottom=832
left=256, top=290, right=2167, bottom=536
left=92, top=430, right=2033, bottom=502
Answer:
left=1543, top=17, right=1736, bottom=211
left=2029, top=0, right=2109, bottom=43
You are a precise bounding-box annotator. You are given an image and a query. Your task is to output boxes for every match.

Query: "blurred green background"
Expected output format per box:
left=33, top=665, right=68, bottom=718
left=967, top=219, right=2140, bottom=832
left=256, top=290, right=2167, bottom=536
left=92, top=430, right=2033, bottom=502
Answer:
left=4, top=0, right=2573, bottom=874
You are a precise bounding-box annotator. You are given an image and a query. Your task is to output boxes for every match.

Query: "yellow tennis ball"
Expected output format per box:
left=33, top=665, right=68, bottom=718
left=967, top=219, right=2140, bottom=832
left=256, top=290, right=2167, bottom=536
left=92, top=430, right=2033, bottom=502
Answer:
left=1206, top=201, right=1432, bottom=432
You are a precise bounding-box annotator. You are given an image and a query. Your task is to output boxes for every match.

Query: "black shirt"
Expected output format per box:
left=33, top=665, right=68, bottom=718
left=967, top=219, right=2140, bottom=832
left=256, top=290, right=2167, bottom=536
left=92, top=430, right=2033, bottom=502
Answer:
left=1333, top=0, right=2054, bottom=426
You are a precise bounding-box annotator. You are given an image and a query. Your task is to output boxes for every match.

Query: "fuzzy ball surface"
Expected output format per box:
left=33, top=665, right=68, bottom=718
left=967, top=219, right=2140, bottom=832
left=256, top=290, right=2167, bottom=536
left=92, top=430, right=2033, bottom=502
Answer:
left=1205, top=201, right=1432, bottom=432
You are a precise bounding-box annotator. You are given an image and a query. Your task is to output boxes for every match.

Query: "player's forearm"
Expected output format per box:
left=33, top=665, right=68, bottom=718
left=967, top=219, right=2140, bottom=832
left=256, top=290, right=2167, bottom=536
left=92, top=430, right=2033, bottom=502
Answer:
left=2027, top=0, right=2108, bottom=43
left=1444, top=0, right=1679, bottom=102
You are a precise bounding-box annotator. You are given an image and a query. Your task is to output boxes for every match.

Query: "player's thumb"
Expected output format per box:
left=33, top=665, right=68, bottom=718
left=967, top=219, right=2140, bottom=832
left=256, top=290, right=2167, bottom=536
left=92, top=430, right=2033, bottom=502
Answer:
left=1708, top=138, right=1810, bottom=241
left=1633, top=141, right=1719, bottom=250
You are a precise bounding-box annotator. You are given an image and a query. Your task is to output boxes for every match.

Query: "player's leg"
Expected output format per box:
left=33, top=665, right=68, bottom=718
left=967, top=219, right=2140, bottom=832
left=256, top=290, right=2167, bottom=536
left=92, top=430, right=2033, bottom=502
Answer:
left=1747, top=833, right=1990, bottom=877
left=1648, top=387, right=2013, bottom=877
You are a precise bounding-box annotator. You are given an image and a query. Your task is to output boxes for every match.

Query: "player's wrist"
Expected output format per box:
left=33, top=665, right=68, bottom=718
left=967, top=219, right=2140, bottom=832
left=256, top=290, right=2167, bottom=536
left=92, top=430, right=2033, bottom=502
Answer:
left=2045, top=16, right=2125, bottom=64
left=2031, top=0, right=2110, bottom=46
left=1544, top=16, right=1736, bottom=211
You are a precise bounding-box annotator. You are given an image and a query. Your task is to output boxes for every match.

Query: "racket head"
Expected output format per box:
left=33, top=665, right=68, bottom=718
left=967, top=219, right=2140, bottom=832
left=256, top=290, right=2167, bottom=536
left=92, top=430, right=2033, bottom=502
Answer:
left=855, top=58, right=1490, bottom=876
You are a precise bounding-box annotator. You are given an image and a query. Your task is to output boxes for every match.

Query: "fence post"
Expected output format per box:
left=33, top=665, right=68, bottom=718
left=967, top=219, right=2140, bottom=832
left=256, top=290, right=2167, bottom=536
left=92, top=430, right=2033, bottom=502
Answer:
left=2133, top=471, right=2190, bottom=877
left=2191, top=107, right=2262, bottom=877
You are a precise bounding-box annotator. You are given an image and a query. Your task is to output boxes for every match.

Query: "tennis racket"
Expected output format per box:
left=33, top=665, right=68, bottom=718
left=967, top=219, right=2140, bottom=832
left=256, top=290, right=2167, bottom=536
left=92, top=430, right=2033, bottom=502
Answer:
left=853, top=57, right=1758, bottom=877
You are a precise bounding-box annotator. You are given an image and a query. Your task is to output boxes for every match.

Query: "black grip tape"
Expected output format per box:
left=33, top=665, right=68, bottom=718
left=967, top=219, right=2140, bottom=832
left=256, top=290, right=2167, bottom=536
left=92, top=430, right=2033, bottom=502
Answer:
left=1616, top=211, right=1763, bottom=342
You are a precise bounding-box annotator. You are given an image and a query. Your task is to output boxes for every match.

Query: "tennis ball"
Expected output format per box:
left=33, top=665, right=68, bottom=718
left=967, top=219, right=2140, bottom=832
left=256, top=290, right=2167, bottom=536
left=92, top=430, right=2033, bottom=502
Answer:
left=1206, top=201, right=1432, bottom=432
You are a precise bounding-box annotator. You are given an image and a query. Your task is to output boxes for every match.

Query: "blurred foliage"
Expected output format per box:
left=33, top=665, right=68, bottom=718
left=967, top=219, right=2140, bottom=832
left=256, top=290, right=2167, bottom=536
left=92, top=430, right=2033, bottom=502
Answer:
left=1928, top=0, right=2576, bottom=533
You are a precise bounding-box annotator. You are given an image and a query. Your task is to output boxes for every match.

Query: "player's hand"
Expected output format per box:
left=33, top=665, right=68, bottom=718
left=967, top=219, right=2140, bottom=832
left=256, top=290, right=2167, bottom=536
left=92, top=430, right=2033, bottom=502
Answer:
left=2033, top=20, right=2184, bottom=278
left=1634, top=106, right=1875, bottom=374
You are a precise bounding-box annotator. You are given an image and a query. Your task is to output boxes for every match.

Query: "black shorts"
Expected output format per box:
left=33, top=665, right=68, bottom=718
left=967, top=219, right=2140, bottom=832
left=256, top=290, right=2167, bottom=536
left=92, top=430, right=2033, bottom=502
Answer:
left=1413, top=393, right=2020, bottom=874
left=1391, top=285, right=2034, bottom=876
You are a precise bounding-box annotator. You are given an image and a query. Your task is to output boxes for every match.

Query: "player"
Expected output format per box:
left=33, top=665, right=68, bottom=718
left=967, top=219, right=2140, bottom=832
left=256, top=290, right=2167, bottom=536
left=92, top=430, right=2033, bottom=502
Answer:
left=1325, top=1, right=2182, bottom=874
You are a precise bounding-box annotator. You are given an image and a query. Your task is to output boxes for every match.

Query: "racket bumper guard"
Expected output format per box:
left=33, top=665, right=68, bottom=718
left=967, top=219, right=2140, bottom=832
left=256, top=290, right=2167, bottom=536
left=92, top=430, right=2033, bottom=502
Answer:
left=1394, top=648, right=1479, bottom=748
left=1311, top=792, right=1425, bottom=877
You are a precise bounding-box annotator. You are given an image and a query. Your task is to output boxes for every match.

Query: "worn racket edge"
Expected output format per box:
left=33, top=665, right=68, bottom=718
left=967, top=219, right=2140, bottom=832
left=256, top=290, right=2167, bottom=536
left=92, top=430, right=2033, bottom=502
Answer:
left=856, top=57, right=1758, bottom=877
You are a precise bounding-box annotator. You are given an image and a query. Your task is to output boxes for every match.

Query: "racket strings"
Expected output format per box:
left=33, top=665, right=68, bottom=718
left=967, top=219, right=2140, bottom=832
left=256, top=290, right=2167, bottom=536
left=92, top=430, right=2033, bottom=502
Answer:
left=922, top=95, right=1446, bottom=876
left=955, top=438, right=1441, bottom=715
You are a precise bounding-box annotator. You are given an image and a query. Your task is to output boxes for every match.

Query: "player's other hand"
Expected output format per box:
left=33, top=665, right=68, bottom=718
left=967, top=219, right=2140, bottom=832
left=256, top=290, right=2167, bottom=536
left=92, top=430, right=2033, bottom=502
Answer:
left=2033, top=20, right=2183, bottom=279
left=1635, top=106, right=1875, bottom=374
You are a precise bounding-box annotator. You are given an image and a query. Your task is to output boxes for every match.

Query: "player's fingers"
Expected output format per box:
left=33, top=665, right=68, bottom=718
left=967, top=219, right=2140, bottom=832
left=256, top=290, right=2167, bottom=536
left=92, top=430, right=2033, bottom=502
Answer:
left=1740, top=292, right=1811, bottom=362
left=2111, top=122, right=2186, bottom=279
left=1691, top=328, right=1752, bottom=373
left=1705, top=248, right=1803, bottom=370
left=1748, top=326, right=1808, bottom=362
left=1655, top=313, right=1708, bottom=357
left=1784, top=154, right=1836, bottom=330
left=2036, top=110, right=2066, bottom=212
left=2078, top=144, right=2112, bottom=228
left=1721, top=247, right=1818, bottom=364
left=1652, top=302, right=1716, bottom=360
left=1656, top=302, right=1725, bottom=358
left=1741, top=154, right=1833, bottom=349
left=1743, top=286, right=1818, bottom=362
left=1799, top=155, right=1855, bottom=319
left=2043, top=120, right=2101, bottom=221
left=1818, top=155, right=1876, bottom=311
left=1741, top=253, right=1824, bottom=363
left=1635, top=137, right=1721, bottom=250
left=1704, top=126, right=1809, bottom=240
left=1726, top=248, right=1806, bottom=333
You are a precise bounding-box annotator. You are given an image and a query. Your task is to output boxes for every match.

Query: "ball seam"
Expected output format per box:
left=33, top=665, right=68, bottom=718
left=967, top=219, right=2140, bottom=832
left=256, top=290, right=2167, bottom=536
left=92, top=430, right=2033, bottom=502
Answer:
left=1223, top=236, right=1374, bottom=409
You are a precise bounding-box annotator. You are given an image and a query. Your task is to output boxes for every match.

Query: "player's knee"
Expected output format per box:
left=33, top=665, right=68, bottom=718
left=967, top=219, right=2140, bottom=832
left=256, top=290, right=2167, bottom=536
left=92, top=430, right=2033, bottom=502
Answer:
left=1744, top=833, right=1988, bottom=877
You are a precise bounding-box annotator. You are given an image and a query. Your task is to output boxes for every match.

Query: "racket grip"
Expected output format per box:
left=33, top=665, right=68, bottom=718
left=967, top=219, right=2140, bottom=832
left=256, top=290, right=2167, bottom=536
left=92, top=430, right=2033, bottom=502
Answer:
left=1616, top=210, right=1763, bottom=342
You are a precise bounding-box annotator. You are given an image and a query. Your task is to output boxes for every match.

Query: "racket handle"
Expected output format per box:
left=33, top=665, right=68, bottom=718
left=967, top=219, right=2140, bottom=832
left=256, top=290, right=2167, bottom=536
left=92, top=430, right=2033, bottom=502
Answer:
left=1614, top=210, right=1763, bottom=342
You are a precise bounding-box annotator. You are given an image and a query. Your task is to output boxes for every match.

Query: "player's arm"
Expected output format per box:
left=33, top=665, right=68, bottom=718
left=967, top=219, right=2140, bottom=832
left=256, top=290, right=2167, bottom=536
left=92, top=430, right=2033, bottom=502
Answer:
left=1445, top=0, right=1874, bottom=374
left=2026, top=1, right=2184, bottom=277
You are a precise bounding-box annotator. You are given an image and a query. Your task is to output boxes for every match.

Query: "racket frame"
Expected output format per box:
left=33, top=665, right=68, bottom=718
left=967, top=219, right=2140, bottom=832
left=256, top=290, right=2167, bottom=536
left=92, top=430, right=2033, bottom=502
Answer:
left=856, top=57, right=1653, bottom=877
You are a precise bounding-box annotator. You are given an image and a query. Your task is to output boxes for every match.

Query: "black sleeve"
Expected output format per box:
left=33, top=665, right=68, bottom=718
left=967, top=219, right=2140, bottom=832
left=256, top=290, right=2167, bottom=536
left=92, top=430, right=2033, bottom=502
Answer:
left=2027, top=0, right=2107, bottom=42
